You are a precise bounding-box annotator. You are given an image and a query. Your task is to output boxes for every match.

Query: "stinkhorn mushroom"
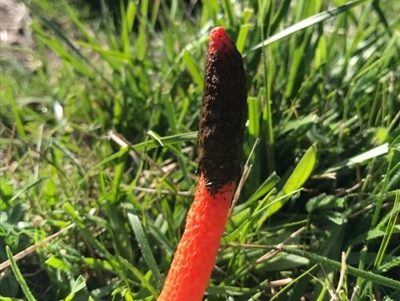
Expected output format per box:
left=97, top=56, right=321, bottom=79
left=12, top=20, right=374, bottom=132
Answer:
left=158, top=27, right=247, bottom=301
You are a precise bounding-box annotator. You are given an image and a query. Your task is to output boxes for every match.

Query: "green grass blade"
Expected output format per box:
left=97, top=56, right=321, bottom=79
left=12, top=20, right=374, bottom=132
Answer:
left=247, top=96, right=260, bottom=137
left=182, top=50, right=204, bottom=89
left=132, top=132, right=198, bottom=151
left=127, top=211, right=163, bottom=289
left=236, top=24, right=252, bottom=54
left=374, top=191, right=400, bottom=268
left=6, top=246, right=37, bottom=301
left=265, top=144, right=317, bottom=217
left=10, top=177, right=49, bottom=202
left=319, top=143, right=389, bottom=174
left=202, top=0, right=218, bottom=25
left=111, top=147, right=129, bottom=203
left=120, top=259, right=159, bottom=297
left=137, top=0, right=149, bottom=61
left=222, top=0, right=235, bottom=27
left=8, top=83, right=26, bottom=141
left=248, top=0, right=372, bottom=53
left=282, top=246, right=400, bottom=290
left=121, top=1, right=137, bottom=55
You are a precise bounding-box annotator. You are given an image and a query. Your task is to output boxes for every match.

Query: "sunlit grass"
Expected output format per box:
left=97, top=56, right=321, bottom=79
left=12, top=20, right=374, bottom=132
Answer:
left=1, top=0, right=400, bottom=300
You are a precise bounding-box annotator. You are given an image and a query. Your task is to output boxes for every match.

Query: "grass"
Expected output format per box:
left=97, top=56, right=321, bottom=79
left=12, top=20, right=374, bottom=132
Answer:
left=1, top=0, right=400, bottom=300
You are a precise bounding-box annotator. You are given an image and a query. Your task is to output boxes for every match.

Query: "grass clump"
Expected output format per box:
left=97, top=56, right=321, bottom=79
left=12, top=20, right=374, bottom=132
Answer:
left=1, top=0, right=399, bottom=300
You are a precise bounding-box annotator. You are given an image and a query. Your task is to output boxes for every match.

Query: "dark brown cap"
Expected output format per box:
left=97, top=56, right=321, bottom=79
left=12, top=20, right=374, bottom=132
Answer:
left=197, top=27, right=247, bottom=192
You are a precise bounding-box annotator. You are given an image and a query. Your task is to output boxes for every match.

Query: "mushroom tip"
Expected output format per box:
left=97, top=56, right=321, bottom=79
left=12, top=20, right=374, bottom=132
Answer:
left=209, top=26, right=235, bottom=53
left=210, top=26, right=226, bottom=38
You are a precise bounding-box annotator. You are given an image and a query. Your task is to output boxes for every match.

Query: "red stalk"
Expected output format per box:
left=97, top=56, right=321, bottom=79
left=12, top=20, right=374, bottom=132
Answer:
left=157, top=175, right=235, bottom=301
left=158, top=27, right=247, bottom=301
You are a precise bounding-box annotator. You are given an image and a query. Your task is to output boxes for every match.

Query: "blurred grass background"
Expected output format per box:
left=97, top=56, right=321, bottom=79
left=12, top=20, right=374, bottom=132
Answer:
left=1, top=0, right=400, bottom=300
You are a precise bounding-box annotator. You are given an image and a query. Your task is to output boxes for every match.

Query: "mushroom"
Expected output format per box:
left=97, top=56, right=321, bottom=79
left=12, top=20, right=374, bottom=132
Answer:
left=158, top=27, right=247, bottom=301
